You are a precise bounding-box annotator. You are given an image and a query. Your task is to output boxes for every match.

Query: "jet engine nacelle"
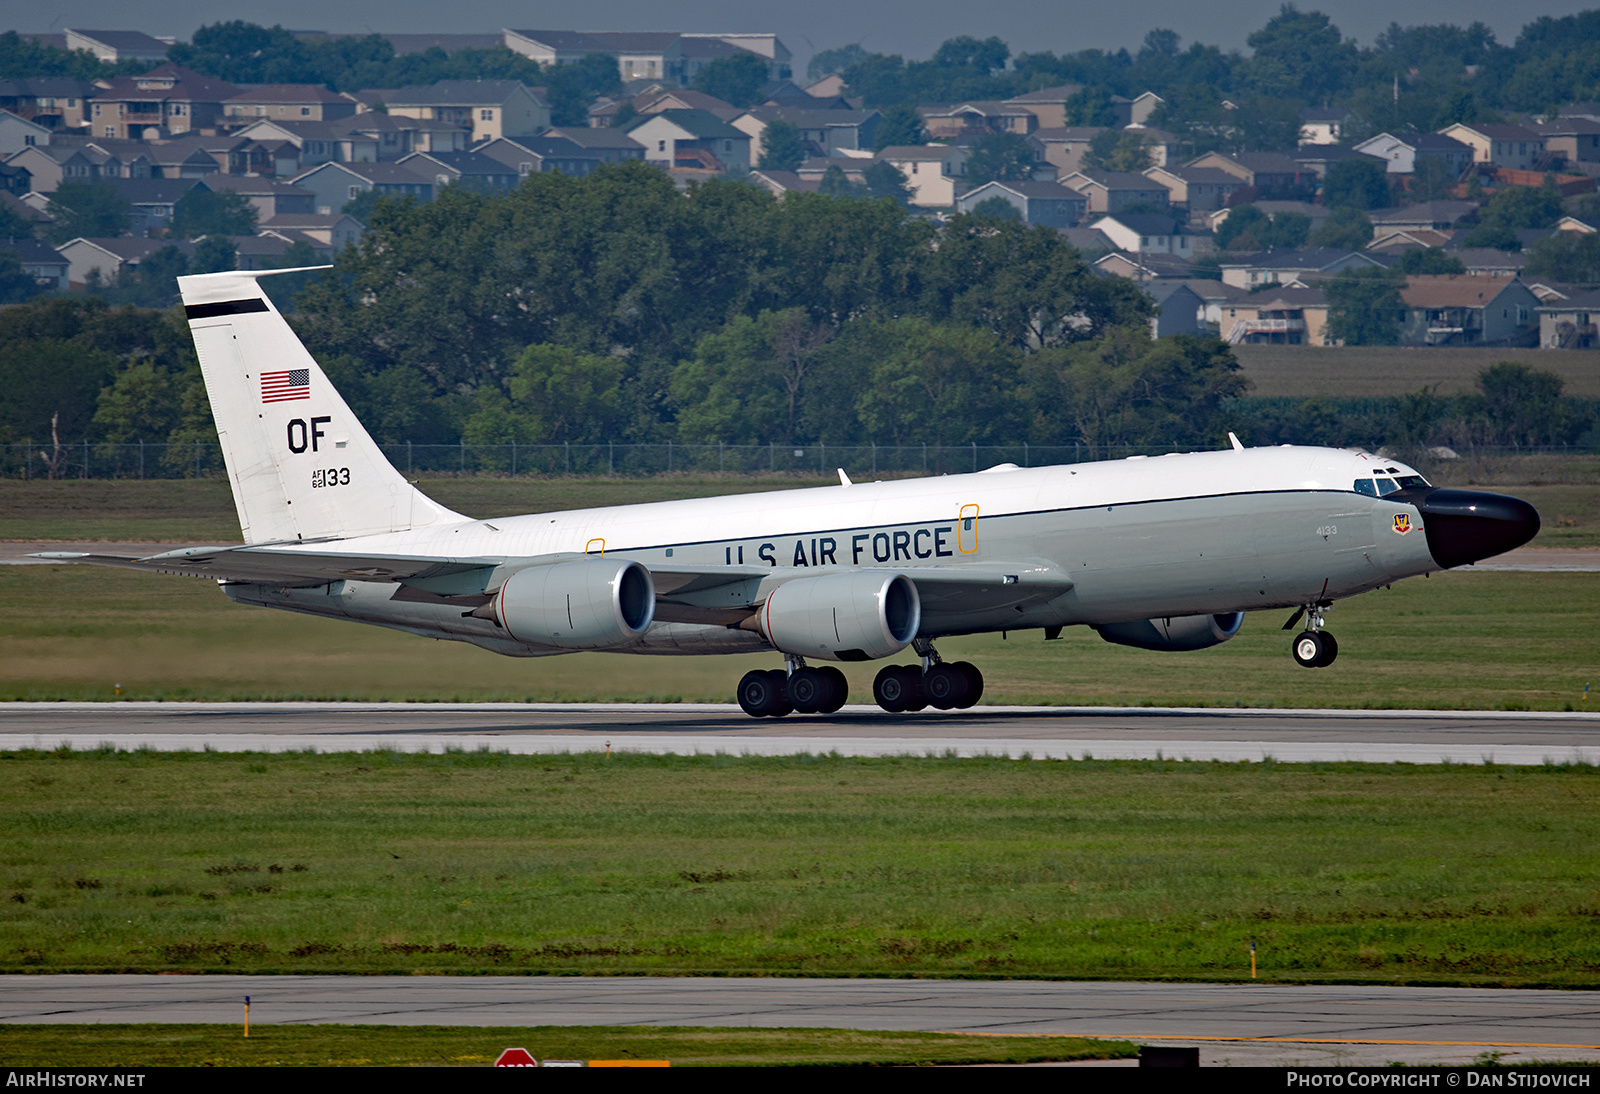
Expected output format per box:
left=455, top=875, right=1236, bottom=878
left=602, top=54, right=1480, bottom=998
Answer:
left=494, top=558, right=655, bottom=649
left=758, top=571, right=921, bottom=662
left=1093, top=612, right=1244, bottom=652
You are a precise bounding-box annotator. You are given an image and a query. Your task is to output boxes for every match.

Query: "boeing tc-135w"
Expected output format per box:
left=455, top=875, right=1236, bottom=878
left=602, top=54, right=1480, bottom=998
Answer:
left=40, top=270, right=1540, bottom=716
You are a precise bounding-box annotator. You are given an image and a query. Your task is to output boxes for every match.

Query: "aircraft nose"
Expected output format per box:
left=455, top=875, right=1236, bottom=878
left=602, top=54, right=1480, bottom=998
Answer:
left=1394, top=487, right=1541, bottom=569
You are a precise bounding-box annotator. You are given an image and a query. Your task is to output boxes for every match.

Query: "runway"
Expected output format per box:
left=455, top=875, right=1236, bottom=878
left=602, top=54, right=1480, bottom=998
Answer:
left=5, top=975, right=1599, bottom=1066
left=2, top=702, right=1598, bottom=765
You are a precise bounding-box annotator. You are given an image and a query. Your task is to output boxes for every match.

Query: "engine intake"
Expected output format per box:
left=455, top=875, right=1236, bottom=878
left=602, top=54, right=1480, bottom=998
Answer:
left=758, top=571, right=921, bottom=662
left=1094, top=612, right=1244, bottom=652
left=494, top=558, right=655, bottom=649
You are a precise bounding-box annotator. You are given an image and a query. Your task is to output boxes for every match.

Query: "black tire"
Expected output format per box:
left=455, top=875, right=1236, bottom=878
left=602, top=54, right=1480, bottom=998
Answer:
left=898, top=665, right=929, bottom=712
left=1291, top=631, right=1326, bottom=668
left=737, top=669, right=776, bottom=716
left=1314, top=631, right=1338, bottom=668
left=765, top=668, right=794, bottom=717
left=787, top=667, right=825, bottom=714
left=951, top=661, right=984, bottom=708
left=924, top=664, right=962, bottom=709
left=873, top=664, right=910, bottom=712
left=816, top=666, right=848, bottom=714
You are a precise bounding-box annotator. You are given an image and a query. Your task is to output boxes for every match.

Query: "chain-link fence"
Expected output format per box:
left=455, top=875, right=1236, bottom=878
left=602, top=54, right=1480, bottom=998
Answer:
left=4, top=440, right=1598, bottom=483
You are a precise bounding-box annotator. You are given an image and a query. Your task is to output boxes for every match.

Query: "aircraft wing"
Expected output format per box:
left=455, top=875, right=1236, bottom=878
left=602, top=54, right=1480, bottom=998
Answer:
left=37, top=548, right=1074, bottom=629
left=29, top=546, right=504, bottom=588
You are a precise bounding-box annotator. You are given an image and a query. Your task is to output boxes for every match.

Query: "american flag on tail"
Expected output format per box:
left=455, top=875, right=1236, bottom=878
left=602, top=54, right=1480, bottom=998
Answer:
left=261, top=369, right=309, bottom=403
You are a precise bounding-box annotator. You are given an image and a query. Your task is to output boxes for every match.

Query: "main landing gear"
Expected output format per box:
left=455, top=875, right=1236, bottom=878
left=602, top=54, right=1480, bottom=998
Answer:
left=737, top=656, right=847, bottom=718
left=734, top=643, right=986, bottom=717
left=1284, top=602, right=1339, bottom=668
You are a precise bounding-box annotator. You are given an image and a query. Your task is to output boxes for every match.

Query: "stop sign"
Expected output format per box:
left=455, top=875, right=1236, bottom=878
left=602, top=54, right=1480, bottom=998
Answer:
left=495, top=1047, right=538, bottom=1067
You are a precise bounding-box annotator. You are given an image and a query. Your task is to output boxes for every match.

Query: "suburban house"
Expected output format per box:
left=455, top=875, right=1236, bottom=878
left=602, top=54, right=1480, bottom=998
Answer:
left=917, top=101, right=1038, bottom=140
left=0, top=111, right=50, bottom=157
left=1061, top=168, right=1171, bottom=215
left=1368, top=201, right=1476, bottom=233
left=100, top=177, right=199, bottom=232
left=56, top=236, right=192, bottom=287
left=874, top=145, right=970, bottom=207
left=1031, top=127, right=1107, bottom=177
left=1298, top=107, right=1350, bottom=146
left=1352, top=132, right=1474, bottom=176
left=626, top=109, right=750, bottom=174
left=1537, top=288, right=1600, bottom=348
left=224, top=85, right=362, bottom=125
left=1143, top=165, right=1247, bottom=213
left=192, top=174, right=316, bottom=220
left=954, top=180, right=1087, bottom=228
left=384, top=81, right=549, bottom=143
left=1000, top=85, right=1085, bottom=130
left=257, top=213, right=364, bottom=252
left=1439, top=123, right=1547, bottom=171
left=1398, top=275, right=1541, bottom=346
left=288, top=161, right=434, bottom=214
left=89, top=64, right=240, bottom=140
left=1147, top=280, right=1205, bottom=337
left=1221, top=286, right=1333, bottom=345
left=541, top=126, right=647, bottom=163
left=1531, top=118, right=1600, bottom=166
left=1216, top=248, right=1385, bottom=289
left=1187, top=151, right=1307, bottom=198
left=397, top=150, right=520, bottom=193
left=62, top=29, right=171, bottom=64
left=732, top=107, right=881, bottom=157
left=9, top=238, right=69, bottom=290
left=0, top=78, right=95, bottom=132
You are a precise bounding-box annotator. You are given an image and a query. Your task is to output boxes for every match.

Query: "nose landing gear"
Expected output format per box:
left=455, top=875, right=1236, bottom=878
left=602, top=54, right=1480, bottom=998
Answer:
left=1284, top=602, right=1338, bottom=668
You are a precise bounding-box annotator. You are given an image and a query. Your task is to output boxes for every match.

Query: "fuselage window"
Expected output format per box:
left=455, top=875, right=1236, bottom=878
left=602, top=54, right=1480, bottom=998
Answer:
left=1374, top=478, right=1399, bottom=496
left=1354, top=479, right=1376, bottom=496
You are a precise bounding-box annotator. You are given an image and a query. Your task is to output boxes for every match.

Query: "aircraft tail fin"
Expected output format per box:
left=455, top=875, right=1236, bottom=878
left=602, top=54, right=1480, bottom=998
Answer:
left=178, top=269, right=465, bottom=545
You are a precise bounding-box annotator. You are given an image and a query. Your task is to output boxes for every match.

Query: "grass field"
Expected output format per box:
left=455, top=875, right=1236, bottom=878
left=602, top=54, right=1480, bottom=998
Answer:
left=2, top=748, right=1598, bottom=986
left=1233, top=345, right=1600, bottom=399
left=0, top=1023, right=1134, bottom=1067
left=1, top=564, right=1595, bottom=708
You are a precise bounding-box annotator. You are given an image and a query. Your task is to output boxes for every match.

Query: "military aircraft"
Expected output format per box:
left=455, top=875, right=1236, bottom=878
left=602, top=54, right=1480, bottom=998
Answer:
left=39, top=269, right=1540, bottom=716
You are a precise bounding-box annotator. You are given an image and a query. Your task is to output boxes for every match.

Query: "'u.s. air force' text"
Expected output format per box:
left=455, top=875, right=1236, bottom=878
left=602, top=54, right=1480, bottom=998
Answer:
left=724, top=527, right=962, bottom=568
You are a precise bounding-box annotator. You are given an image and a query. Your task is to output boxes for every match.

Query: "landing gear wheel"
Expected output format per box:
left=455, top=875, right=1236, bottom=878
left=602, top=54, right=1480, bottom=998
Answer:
left=788, top=667, right=831, bottom=714
left=873, top=664, right=924, bottom=713
left=950, top=661, right=984, bottom=708
left=764, top=668, right=794, bottom=717
left=815, top=666, right=848, bottom=714
left=1291, top=631, right=1329, bottom=669
left=1313, top=631, right=1338, bottom=667
left=926, top=662, right=982, bottom=709
left=737, top=669, right=792, bottom=717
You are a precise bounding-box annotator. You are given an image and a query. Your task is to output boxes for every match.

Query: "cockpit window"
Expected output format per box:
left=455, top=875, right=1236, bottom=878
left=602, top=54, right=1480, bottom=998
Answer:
left=1396, top=475, right=1428, bottom=489
left=1374, top=478, right=1399, bottom=496
left=1353, top=479, right=1376, bottom=496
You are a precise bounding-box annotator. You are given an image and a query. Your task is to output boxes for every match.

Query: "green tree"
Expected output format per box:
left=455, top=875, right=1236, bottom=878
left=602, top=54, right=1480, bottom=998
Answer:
left=171, top=189, right=257, bottom=239
left=673, top=309, right=835, bottom=445
left=1246, top=5, right=1358, bottom=103
left=1325, top=266, right=1403, bottom=345
left=963, top=132, right=1036, bottom=190
left=46, top=182, right=131, bottom=243
left=1020, top=326, right=1247, bottom=448
left=1477, top=362, right=1574, bottom=446
left=808, top=44, right=870, bottom=82
left=0, top=247, right=42, bottom=305
left=1307, top=207, right=1374, bottom=250
left=189, top=236, right=238, bottom=274
left=0, top=200, right=40, bottom=241
left=970, top=196, right=1021, bottom=221
left=1526, top=231, right=1600, bottom=281
left=691, top=52, right=769, bottom=109
left=1394, top=247, right=1466, bottom=275
left=862, top=160, right=913, bottom=205
left=1462, top=181, right=1564, bottom=250
left=1084, top=130, right=1154, bottom=173
left=758, top=120, right=805, bottom=172
left=543, top=54, right=621, bottom=127
left=851, top=318, right=1020, bottom=446
left=817, top=165, right=863, bottom=198
left=1321, top=158, right=1391, bottom=211
left=872, top=103, right=928, bottom=150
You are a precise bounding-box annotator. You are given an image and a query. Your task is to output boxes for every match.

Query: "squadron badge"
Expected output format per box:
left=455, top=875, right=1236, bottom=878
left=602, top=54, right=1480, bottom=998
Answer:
left=1392, top=514, right=1412, bottom=535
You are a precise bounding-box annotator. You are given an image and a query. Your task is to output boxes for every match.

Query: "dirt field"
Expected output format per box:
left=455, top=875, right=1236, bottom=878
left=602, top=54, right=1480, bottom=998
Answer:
left=1233, top=345, right=1600, bottom=398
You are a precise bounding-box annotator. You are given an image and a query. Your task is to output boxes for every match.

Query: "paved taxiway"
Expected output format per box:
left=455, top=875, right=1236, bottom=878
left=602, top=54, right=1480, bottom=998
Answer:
left=3, top=702, right=1598, bottom=765
left=5, top=975, right=1599, bottom=1067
